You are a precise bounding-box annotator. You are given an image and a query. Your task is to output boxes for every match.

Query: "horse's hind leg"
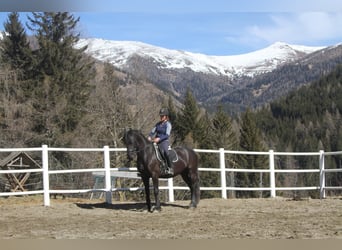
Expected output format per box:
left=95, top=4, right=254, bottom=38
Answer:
left=190, top=173, right=200, bottom=208
left=181, top=170, right=200, bottom=208
left=192, top=174, right=200, bottom=206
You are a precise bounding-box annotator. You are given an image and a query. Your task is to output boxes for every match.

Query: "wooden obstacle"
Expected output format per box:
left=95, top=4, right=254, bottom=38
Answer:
left=0, top=152, right=42, bottom=192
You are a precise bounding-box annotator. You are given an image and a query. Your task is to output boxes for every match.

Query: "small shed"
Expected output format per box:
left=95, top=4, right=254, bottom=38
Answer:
left=0, top=152, right=42, bottom=192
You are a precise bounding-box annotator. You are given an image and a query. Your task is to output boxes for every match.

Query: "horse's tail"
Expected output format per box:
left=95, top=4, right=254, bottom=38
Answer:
left=187, top=147, right=200, bottom=206
left=185, top=147, right=199, bottom=168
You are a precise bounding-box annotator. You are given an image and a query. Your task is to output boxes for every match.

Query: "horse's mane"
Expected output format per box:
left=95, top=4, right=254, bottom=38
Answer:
left=125, top=129, right=149, bottom=143
left=128, top=129, right=144, bottom=137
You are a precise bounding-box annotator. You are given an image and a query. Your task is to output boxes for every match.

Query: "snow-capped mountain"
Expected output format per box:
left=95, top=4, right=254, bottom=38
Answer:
left=75, top=37, right=342, bottom=112
left=76, top=38, right=325, bottom=77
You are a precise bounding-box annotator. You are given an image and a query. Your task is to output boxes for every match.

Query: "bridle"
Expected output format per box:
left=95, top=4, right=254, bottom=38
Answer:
left=126, top=146, right=141, bottom=154
left=124, top=130, right=152, bottom=164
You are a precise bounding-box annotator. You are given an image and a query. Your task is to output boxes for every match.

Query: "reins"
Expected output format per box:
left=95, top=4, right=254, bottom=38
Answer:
left=126, top=147, right=141, bottom=154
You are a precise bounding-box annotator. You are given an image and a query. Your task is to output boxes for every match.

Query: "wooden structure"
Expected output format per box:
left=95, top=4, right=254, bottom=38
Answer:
left=0, top=152, right=42, bottom=192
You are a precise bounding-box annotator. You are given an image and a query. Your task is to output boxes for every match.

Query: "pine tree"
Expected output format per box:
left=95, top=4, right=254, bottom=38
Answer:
left=211, top=104, right=238, bottom=150
left=27, top=12, right=95, bottom=145
left=0, top=12, right=36, bottom=146
left=176, top=88, right=201, bottom=146
left=195, top=111, right=211, bottom=148
left=210, top=104, right=239, bottom=198
left=1, top=12, right=33, bottom=74
left=175, top=89, right=219, bottom=198
left=237, top=108, right=268, bottom=198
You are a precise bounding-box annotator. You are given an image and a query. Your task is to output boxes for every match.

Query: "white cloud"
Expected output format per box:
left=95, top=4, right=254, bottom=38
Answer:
left=247, top=12, right=342, bottom=45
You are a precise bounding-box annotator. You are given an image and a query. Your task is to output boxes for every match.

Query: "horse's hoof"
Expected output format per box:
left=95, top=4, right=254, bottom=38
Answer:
left=189, top=203, right=197, bottom=209
left=150, top=206, right=162, bottom=212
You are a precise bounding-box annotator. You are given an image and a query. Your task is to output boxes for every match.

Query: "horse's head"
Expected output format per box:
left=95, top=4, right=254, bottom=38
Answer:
left=123, top=129, right=148, bottom=163
left=123, top=129, right=137, bottom=162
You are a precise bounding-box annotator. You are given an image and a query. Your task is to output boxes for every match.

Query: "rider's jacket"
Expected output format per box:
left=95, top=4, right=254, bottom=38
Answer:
left=149, top=120, right=172, bottom=143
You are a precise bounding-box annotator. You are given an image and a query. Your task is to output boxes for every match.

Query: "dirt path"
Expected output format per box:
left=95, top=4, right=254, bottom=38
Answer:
left=0, top=196, right=341, bottom=239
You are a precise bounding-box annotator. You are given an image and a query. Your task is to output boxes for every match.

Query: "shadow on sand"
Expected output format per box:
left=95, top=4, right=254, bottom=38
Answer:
left=75, top=201, right=189, bottom=212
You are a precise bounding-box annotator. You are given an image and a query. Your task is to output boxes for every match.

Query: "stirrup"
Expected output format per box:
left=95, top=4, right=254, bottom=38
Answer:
left=166, top=167, right=174, bottom=175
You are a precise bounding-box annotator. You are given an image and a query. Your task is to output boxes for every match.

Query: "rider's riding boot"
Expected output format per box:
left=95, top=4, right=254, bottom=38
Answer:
left=164, top=153, right=174, bottom=175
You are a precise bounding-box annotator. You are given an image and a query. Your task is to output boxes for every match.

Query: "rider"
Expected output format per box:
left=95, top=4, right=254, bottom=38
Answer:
left=147, top=108, right=173, bottom=175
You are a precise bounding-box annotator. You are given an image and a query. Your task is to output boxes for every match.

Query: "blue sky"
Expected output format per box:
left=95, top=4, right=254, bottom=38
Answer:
left=1, top=0, right=342, bottom=55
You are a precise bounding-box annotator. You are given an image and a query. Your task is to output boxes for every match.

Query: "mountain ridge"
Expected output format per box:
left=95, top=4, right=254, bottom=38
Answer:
left=76, top=38, right=342, bottom=113
left=76, top=38, right=325, bottom=78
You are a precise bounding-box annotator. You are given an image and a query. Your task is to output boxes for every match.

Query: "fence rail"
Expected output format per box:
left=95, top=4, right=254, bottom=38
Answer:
left=0, top=145, right=341, bottom=206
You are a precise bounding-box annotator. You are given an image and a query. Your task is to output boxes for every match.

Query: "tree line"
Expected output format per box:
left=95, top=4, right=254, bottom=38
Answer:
left=1, top=12, right=340, bottom=199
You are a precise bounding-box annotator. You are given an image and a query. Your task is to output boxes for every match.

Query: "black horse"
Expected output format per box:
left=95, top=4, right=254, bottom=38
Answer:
left=123, top=129, right=200, bottom=212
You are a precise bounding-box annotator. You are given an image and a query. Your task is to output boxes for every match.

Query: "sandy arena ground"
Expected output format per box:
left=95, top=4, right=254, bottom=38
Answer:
left=0, top=195, right=341, bottom=239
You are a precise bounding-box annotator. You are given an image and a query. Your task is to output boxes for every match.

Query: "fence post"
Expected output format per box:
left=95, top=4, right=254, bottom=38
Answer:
left=219, top=148, right=227, bottom=199
left=319, top=150, right=326, bottom=199
left=103, top=146, right=112, bottom=204
left=42, top=144, right=50, bottom=206
left=167, top=178, right=174, bottom=202
left=269, top=150, right=276, bottom=198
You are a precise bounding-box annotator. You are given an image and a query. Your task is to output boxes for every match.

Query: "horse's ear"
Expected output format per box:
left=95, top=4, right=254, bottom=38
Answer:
left=125, top=127, right=131, bottom=135
left=121, top=127, right=129, bottom=143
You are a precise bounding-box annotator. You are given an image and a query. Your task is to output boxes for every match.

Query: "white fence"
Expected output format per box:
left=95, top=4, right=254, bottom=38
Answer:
left=0, top=145, right=341, bottom=206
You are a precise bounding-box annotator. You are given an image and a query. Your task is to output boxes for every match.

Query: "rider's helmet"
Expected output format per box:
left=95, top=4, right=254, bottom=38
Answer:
left=159, top=108, right=169, bottom=116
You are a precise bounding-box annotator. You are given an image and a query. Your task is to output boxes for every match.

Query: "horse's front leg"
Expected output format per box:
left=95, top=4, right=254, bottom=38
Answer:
left=142, top=176, right=152, bottom=212
left=151, top=177, right=161, bottom=212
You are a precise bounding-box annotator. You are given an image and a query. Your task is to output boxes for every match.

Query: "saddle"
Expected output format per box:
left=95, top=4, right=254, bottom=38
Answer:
left=152, top=143, right=178, bottom=163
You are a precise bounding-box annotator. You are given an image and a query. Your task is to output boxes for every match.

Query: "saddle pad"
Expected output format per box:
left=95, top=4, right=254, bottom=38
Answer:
left=168, top=149, right=178, bottom=162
